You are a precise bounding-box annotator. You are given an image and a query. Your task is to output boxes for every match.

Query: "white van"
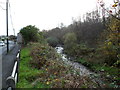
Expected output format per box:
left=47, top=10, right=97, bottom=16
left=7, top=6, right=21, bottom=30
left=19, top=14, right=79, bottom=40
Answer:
left=0, top=41, right=5, bottom=46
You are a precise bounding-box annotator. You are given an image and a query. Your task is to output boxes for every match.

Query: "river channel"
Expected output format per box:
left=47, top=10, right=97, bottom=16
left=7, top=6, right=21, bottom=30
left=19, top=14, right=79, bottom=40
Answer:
left=55, top=46, right=104, bottom=87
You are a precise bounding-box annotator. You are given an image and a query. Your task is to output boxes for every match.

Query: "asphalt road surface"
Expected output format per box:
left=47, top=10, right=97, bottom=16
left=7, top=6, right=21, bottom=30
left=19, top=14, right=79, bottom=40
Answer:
left=0, top=44, right=14, bottom=55
left=0, top=47, right=2, bottom=90
left=0, top=42, right=20, bottom=89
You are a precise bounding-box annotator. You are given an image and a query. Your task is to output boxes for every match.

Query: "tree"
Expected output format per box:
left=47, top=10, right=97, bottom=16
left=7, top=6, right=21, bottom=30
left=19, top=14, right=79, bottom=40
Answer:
left=97, top=0, right=120, bottom=20
left=63, top=32, right=77, bottom=55
left=20, top=25, right=39, bottom=44
left=97, top=0, right=120, bottom=66
left=38, top=32, right=46, bottom=44
left=101, top=17, right=120, bottom=66
left=9, top=35, right=16, bottom=40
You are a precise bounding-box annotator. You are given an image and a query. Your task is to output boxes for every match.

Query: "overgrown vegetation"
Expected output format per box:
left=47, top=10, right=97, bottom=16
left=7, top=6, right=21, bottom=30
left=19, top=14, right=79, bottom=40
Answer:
left=30, top=43, right=59, bottom=69
left=17, top=43, right=105, bottom=88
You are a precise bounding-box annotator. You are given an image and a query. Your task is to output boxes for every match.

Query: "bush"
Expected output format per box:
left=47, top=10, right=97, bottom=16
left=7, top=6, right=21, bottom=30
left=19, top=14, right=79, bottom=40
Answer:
left=64, top=43, right=95, bottom=58
left=46, top=37, right=59, bottom=47
left=30, top=43, right=58, bottom=69
left=30, top=44, right=47, bottom=69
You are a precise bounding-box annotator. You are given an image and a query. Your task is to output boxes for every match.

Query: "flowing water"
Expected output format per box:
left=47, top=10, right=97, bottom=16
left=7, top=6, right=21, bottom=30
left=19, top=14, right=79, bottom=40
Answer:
left=55, top=46, right=94, bottom=76
left=55, top=46, right=104, bottom=87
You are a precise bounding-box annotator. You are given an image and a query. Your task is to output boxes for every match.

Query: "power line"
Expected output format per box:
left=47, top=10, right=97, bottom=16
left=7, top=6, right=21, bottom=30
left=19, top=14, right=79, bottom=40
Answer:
left=0, top=4, right=5, bottom=10
left=0, top=1, right=6, bottom=10
left=8, top=1, right=15, bottom=36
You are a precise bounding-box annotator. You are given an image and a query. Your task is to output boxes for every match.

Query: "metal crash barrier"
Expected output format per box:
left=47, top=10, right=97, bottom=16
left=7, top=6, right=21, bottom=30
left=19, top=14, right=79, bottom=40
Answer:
left=6, top=50, right=20, bottom=90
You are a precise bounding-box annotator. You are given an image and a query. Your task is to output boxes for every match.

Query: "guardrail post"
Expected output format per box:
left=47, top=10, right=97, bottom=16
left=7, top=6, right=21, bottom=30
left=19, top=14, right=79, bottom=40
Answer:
left=16, top=51, right=20, bottom=83
left=6, top=76, right=15, bottom=89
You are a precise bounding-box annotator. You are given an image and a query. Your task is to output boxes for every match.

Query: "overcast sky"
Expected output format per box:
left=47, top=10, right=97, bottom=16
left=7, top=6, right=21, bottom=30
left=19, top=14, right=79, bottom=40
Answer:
left=0, top=0, right=113, bottom=35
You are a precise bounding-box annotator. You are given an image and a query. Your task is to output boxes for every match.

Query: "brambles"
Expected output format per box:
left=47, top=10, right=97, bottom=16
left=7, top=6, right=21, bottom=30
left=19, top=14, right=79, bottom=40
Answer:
left=27, top=43, right=102, bottom=88
left=31, top=57, right=100, bottom=88
left=30, top=43, right=58, bottom=69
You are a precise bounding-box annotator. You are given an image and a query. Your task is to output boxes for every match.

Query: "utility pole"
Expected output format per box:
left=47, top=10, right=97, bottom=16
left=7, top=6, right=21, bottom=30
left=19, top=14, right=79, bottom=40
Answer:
left=6, top=0, right=9, bottom=53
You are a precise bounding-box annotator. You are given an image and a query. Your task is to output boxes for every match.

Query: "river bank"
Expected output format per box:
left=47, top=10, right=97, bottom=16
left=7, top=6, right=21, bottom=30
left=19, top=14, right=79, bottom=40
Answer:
left=55, top=46, right=119, bottom=88
left=55, top=46, right=105, bottom=87
left=17, top=43, right=109, bottom=88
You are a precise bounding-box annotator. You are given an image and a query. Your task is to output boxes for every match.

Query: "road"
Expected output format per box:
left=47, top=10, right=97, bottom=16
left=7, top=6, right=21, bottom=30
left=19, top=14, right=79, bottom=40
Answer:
left=0, top=47, right=2, bottom=90
left=0, top=44, right=14, bottom=55
left=0, top=42, right=17, bottom=89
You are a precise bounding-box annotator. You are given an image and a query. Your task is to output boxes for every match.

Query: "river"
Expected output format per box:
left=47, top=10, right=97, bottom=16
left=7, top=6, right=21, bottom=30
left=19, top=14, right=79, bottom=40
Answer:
left=55, top=46, right=104, bottom=87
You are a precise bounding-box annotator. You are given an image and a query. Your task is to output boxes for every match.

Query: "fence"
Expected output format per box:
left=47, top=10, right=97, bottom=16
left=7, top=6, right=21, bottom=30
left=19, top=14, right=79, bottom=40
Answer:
left=6, top=50, right=20, bottom=90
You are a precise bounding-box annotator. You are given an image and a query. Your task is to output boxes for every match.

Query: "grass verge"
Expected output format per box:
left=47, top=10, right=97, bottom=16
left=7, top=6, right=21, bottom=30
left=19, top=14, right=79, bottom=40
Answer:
left=17, top=47, right=49, bottom=88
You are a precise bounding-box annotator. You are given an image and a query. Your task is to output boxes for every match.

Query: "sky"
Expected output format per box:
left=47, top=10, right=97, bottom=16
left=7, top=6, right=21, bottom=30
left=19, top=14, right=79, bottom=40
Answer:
left=0, top=0, right=113, bottom=36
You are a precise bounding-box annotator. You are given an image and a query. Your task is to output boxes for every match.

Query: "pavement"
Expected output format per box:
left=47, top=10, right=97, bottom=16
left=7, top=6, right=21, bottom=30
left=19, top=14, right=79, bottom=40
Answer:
left=2, top=44, right=20, bottom=89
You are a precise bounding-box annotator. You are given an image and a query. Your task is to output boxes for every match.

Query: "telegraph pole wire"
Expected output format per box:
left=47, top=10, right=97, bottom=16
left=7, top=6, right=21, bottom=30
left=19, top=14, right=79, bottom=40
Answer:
left=9, top=2, right=15, bottom=36
left=0, top=4, right=5, bottom=10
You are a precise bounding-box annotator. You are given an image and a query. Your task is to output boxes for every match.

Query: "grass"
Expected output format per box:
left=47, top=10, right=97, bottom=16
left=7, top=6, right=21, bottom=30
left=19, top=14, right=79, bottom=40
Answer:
left=17, top=47, right=49, bottom=88
left=75, top=58, right=92, bottom=68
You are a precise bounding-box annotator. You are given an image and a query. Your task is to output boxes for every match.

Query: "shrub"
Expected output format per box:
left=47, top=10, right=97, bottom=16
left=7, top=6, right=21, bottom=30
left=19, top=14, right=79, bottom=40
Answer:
left=30, top=43, right=58, bottom=69
left=46, top=37, right=59, bottom=47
